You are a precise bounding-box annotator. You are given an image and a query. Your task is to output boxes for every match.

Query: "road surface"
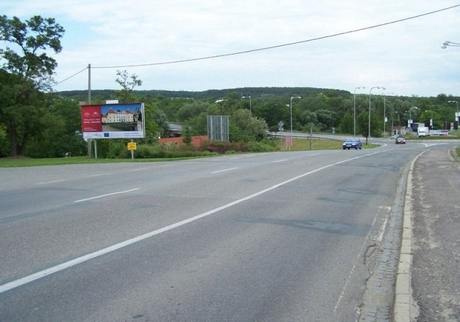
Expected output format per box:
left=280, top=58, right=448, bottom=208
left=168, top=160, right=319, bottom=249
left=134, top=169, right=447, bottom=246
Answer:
left=0, top=141, right=452, bottom=321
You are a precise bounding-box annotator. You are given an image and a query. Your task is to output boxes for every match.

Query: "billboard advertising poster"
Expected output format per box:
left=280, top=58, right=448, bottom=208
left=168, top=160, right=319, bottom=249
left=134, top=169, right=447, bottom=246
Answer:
left=81, top=103, right=145, bottom=139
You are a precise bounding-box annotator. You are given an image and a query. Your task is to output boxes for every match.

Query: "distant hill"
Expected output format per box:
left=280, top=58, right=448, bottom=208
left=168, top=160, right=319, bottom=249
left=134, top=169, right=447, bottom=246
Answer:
left=56, top=87, right=352, bottom=101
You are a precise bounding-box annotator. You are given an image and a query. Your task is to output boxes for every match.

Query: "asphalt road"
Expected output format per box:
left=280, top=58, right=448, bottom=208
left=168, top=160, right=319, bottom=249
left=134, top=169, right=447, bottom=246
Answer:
left=0, top=141, right=455, bottom=321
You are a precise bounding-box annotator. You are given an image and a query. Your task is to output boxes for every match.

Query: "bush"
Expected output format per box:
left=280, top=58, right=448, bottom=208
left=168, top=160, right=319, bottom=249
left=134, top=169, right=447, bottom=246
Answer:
left=199, top=141, right=248, bottom=154
left=198, top=140, right=278, bottom=154
left=129, top=143, right=217, bottom=159
left=246, top=140, right=278, bottom=152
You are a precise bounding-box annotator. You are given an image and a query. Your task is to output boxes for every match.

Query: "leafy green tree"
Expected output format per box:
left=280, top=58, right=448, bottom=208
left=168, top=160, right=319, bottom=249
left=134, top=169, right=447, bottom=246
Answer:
left=152, top=108, right=170, bottom=138
left=257, top=100, right=290, bottom=129
left=300, top=110, right=318, bottom=126
left=338, top=112, right=353, bottom=134
left=176, top=101, right=209, bottom=122
left=182, top=125, right=192, bottom=145
left=0, top=70, right=46, bottom=156
left=184, top=112, right=208, bottom=136
left=316, top=109, right=337, bottom=131
left=143, top=102, right=161, bottom=144
left=0, top=124, right=9, bottom=157
left=0, top=15, right=64, bottom=156
left=115, top=70, right=142, bottom=102
left=229, top=109, right=268, bottom=142
left=26, top=97, right=87, bottom=157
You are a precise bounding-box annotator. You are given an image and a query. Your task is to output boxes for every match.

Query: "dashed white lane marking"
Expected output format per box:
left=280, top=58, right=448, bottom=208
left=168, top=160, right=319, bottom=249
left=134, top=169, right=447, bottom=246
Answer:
left=212, top=167, right=237, bottom=174
left=74, top=188, right=139, bottom=203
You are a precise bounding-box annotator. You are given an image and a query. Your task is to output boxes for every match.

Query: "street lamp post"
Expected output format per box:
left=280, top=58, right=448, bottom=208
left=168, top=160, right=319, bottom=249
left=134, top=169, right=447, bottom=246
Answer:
left=392, top=111, right=400, bottom=134
left=290, top=96, right=301, bottom=145
left=448, top=100, right=459, bottom=123
left=408, top=106, right=418, bottom=130
left=368, top=86, right=385, bottom=143
left=426, top=110, right=434, bottom=128
left=442, top=41, right=460, bottom=49
left=242, top=94, right=252, bottom=114
left=383, top=92, right=394, bottom=137
left=353, top=87, right=365, bottom=137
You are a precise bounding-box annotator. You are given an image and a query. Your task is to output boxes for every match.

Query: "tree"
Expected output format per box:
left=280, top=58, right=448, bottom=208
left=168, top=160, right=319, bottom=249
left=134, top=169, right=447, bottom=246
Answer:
left=315, top=109, right=337, bottom=131
left=176, top=101, right=209, bottom=122
left=27, top=97, right=87, bottom=157
left=338, top=112, right=353, bottom=134
left=115, top=70, right=142, bottom=102
left=0, top=15, right=64, bottom=156
left=229, top=109, right=268, bottom=142
left=182, top=125, right=192, bottom=146
left=152, top=109, right=170, bottom=138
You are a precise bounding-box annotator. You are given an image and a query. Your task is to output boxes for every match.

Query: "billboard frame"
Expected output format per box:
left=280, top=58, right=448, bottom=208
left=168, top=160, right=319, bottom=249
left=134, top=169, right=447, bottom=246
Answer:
left=81, top=102, right=145, bottom=139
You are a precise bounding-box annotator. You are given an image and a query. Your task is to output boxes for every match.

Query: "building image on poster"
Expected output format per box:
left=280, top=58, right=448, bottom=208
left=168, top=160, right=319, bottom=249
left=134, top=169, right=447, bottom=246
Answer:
left=81, top=103, right=145, bottom=139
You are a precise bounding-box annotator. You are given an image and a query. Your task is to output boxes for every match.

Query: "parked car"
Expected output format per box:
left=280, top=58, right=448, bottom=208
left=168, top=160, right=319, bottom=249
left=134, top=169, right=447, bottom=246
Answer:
left=342, top=138, right=362, bottom=150
left=395, top=136, right=406, bottom=144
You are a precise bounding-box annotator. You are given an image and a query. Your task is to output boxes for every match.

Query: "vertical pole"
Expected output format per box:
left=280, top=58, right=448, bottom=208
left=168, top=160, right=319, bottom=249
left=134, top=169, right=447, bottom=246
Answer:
left=290, top=97, right=293, bottom=150
left=87, top=64, right=92, bottom=157
left=353, top=87, right=364, bottom=137
left=368, top=91, right=372, bottom=144
left=131, top=140, right=134, bottom=160
left=353, top=92, right=357, bottom=137
left=88, top=64, right=91, bottom=104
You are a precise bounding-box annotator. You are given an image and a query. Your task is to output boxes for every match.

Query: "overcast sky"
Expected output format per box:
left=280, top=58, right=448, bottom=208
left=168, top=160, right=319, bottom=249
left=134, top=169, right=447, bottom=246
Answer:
left=1, top=1, right=460, bottom=97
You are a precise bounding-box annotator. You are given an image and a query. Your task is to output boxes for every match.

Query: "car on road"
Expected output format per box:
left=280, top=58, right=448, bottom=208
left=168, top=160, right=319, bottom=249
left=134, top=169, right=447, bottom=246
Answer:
left=342, top=138, right=362, bottom=150
left=395, top=136, right=406, bottom=144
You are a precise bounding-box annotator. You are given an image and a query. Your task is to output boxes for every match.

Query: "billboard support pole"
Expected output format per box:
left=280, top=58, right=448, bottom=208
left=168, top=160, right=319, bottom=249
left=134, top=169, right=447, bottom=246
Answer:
left=131, top=140, right=134, bottom=160
left=87, top=63, right=93, bottom=158
left=87, top=64, right=91, bottom=104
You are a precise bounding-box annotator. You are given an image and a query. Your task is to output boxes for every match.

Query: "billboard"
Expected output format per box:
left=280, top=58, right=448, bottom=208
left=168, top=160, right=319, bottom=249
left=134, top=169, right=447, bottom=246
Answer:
left=81, top=103, right=145, bottom=139
left=207, top=115, right=229, bottom=141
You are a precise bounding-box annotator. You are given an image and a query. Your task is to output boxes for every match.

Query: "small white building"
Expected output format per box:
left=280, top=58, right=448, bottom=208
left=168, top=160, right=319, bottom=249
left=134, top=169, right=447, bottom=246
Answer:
left=102, top=109, right=134, bottom=124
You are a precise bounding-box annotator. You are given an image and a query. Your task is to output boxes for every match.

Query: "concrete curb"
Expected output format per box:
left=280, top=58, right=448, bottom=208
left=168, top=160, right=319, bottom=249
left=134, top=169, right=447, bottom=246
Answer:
left=393, top=152, right=425, bottom=321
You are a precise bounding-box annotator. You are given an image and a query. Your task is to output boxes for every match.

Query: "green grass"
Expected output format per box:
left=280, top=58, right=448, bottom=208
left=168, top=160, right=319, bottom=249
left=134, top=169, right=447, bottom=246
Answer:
left=0, top=156, right=134, bottom=167
left=0, top=138, right=377, bottom=168
left=274, top=137, right=378, bottom=151
left=0, top=155, right=192, bottom=168
left=447, top=146, right=460, bottom=162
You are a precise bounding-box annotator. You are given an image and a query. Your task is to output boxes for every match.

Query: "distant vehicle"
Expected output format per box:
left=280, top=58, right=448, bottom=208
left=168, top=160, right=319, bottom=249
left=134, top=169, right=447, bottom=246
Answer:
left=342, top=138, right=362, bottom=150
left=417, top=126, right=429, bottom=137
left=395, top=136, right=406, bottom=144
left=429, top=129, right=449, bottom=137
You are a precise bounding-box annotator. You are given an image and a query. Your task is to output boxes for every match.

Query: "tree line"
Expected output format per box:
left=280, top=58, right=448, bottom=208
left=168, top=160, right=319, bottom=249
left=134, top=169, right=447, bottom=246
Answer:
left=1, top=15, right=459, bottom=158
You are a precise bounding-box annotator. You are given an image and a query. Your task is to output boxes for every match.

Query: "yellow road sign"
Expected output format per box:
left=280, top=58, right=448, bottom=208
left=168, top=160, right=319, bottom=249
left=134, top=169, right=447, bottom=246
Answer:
left=127, top=142, right=137, bottom=150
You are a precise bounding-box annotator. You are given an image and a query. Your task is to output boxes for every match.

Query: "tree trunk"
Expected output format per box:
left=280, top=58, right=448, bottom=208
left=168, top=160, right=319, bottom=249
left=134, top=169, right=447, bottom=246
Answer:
left=8, top=125, right=18, bottom=157
left=18, top=133, right=28, bottom=156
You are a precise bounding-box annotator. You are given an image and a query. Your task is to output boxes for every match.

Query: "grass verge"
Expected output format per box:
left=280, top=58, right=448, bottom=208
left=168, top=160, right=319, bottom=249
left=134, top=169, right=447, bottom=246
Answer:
left=0, top=138, right=378, bottom=168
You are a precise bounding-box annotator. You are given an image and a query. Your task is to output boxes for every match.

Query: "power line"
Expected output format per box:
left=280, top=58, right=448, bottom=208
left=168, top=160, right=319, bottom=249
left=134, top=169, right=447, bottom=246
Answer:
left=93, top=4, right=459, bottom=69
left=56, top=4, right=460, bottom=84
left=54, top=66, right=87, bottom=86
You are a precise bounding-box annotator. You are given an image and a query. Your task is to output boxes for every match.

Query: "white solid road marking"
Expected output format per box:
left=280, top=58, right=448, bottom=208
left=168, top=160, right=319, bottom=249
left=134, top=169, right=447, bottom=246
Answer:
left=74, top=188, right=139, bottom=203
left=0, top=152, right=377, bottom=294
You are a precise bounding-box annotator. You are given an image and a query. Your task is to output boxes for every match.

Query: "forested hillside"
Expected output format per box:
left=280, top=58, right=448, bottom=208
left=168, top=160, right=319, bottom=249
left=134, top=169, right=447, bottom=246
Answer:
left=57, top=87, right=350, bottom=101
